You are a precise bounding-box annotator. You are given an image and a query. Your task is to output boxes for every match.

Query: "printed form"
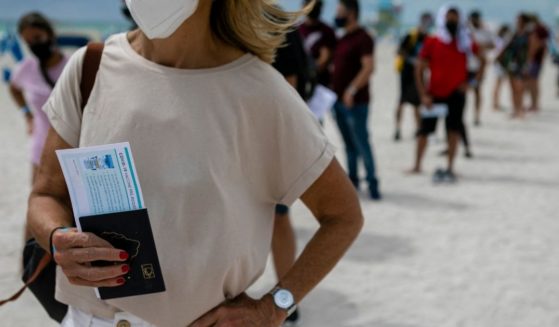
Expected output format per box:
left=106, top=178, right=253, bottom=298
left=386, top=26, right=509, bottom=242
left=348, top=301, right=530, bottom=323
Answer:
left=56, top=142, right=145, bottom=230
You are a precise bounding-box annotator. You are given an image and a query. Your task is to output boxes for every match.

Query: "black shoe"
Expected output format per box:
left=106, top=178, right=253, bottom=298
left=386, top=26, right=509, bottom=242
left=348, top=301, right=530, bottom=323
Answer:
left=439, top=149, right=449, bottom=157
left=284, top=309, right=300, bottom=326
left=465, top=150, right=473, bottom=159
left=443, top=170, right=458, bottom=183
left=432, top=168, right=446, bottom=184
left=350, top=178, right=360, bottom=190
left=369, top=187, right=382, bottom=200
left=394, top=130, right=401, bottom=141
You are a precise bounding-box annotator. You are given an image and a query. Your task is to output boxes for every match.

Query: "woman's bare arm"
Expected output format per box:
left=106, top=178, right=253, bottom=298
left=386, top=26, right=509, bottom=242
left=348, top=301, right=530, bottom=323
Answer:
left=9, top=84, right=33, bottom=134
left=9, top=84, right=27, bottom=108
left=192, top=158, right=364, bottom=326
left=276, top=158, right=364, bottom=304
left=27, top=127, right=74, bottom=250
left=28, top=127, right=129, bottom=287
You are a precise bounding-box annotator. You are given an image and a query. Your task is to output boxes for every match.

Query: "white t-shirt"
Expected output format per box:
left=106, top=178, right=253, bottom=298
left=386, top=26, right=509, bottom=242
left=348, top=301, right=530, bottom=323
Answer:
left=44, top=33, right=335, bottom=326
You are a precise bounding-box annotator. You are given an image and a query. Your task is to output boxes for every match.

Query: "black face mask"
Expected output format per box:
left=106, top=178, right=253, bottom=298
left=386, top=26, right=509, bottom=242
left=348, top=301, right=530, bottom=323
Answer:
left=122, top=5, right=133, bottom=20
left=335, top=16, right=348, bottom=28
left=29, top=40, right=54, bottom=62
left=308, top=6, right=321, bottom=20
left=446, top=21, right=459, bottom=36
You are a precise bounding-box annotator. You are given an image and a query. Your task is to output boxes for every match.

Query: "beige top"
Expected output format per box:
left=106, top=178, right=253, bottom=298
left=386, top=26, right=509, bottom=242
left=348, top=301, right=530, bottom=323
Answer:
left=43, top=33, right=335, bottom=326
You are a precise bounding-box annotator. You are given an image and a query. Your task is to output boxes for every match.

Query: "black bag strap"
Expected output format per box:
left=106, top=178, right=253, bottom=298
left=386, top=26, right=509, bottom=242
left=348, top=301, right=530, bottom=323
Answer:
left=80, top=42, right=105, bottom=111
left=0, top=253, right=51, bottom=305
left=0, top=42, right=105, bottom=307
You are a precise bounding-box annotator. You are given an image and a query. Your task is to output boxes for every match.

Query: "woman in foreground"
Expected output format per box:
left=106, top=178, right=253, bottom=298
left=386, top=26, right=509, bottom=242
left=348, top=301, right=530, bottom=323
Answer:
left=27, top=0, right=364, bottom=326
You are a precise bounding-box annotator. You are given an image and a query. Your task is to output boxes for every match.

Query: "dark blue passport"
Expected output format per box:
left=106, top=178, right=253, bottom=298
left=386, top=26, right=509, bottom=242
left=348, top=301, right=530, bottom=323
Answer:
left=79, top=208, right=166, bottom=300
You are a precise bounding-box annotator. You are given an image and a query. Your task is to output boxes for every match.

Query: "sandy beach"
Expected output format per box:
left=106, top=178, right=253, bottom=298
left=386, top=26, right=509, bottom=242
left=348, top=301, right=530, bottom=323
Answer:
left=1, top=42, right=558, bottom=327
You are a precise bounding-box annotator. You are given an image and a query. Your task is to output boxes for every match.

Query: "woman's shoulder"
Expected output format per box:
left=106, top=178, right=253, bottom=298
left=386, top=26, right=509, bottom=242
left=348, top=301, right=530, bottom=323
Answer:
left=239, top=57, right=302, bottom=101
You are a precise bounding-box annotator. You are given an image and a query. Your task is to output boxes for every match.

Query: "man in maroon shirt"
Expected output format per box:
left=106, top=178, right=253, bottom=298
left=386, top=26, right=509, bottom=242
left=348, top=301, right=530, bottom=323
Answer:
left=332, top=0, right=380, bottom=199
left=410, top=6, right=484, bottom=182
left=299, top=0, right=337, bottom=87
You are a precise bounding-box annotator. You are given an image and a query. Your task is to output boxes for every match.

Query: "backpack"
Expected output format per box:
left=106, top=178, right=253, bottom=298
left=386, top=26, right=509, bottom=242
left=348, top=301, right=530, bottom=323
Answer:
left=0, top=43, right=104, bottom=322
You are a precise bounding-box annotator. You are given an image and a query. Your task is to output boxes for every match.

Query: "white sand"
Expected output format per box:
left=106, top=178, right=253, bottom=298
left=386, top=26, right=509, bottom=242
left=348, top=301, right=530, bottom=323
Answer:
left=1, top=43, right=559, bottom=327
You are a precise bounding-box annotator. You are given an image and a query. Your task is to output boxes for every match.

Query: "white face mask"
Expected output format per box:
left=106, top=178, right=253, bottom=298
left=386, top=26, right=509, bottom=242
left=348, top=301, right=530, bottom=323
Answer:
left=125, top=0, right=200, bottom=39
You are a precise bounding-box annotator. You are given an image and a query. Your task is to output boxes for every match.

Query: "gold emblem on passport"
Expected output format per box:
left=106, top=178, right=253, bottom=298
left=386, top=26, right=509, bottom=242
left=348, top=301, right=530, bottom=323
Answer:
left=141, top=264, right=156, bottom=279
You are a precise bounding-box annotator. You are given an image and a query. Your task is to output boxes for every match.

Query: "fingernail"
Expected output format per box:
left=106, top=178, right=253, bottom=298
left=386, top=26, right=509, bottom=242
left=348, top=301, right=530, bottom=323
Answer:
left=117, top=278, right=126, bottom=285
left=121, top=265, right=130, bottom=273
left=119, top=251, right=129, bottom=260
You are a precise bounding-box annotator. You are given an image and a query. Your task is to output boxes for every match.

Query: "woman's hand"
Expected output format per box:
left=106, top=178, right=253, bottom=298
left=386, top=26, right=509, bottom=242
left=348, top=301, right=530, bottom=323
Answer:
left=52, top=228, right=130, bottom=288
left=190, top=293, right=286, bottom=327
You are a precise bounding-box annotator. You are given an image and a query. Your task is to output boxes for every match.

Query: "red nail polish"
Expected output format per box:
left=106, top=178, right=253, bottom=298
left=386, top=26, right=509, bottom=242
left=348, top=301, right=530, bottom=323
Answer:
left=119, top=251, right=129, bottom=260
left=117, top=278, right=126, bottom=285
left=122, top=265, right=130, bottom=273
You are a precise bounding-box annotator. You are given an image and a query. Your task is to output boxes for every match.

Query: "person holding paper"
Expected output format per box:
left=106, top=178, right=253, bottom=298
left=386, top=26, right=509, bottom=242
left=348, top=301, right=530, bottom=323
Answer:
left=410, top=5, right=485, bottom=183
left=27, top=1, right=364, bottom=326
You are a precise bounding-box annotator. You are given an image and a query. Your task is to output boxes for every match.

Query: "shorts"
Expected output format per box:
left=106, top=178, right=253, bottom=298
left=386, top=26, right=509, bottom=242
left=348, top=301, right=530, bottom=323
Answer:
left=467, top=71, right=477, bottom=82
left=417, top=91, right=466, bottom=136
left=528, top=62, right=542, bottom=79
left=399, top=64, right=420, bottom=106
left=275, top=204, right=289, bottom=215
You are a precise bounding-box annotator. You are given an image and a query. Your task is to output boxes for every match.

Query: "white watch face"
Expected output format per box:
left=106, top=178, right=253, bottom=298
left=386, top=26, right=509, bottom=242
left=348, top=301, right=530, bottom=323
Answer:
left=274, top=289, right=295, bottom=310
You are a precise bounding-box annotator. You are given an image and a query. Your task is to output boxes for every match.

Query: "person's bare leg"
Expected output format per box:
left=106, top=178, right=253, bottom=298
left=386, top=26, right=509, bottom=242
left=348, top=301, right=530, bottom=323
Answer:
left=516, top=79, right=526, bottom=118
left=447, top=131, right=460, bottom=174
left=474, top=86, right=482, bottom=125
left=409, top=135, right=427, bottom=174
left=493, top=77, right=503, bottom=110
left=272, top=213, right=296, bottom=280
left=413, top=106, right=421, bottom=132
left=510, top=78, right=525, bottom=119
left=528, top=78, right=540, bottom=112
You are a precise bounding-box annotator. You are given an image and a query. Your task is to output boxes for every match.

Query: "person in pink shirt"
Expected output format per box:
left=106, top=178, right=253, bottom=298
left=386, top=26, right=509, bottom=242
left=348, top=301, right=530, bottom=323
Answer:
left=9, top=12, right=68, bottom=185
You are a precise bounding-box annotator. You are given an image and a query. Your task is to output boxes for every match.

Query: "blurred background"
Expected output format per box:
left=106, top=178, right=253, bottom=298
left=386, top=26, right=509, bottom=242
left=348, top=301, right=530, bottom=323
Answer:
left=1, top=1, right=559, bottom=326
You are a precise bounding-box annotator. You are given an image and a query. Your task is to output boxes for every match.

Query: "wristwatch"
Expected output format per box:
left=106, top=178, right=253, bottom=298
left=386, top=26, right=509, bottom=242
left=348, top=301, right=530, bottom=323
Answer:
left=269, top=287, right=297, bottom=316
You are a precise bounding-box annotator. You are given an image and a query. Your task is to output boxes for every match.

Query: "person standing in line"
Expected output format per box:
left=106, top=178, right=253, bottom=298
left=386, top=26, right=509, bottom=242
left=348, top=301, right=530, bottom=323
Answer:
left=8, top=13, right=68, bottom=240
left=28, top=1, right=364, bottom=326
left=525, top=15, right=550, bottom=113
left=498, top=13, right=531, bottom=119
left=393, top=12, right=433, bottom=141
left=299, top=0, right=337, bottom=88
left=271, top=27, right=310, bottom=327
left=9, top=13, right=68, bottom=184
left=553, top=32, right=559, bottom=97
left=332, top=0, right=381, bottom=200
left=492, top=24, right=512, bottom=111
left=467, top=10, right=493, bottom=126
left=409, top=6, right=484, bottom=182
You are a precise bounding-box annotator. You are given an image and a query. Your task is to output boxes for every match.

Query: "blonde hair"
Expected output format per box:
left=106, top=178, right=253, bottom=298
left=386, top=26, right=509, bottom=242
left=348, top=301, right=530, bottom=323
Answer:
left=210, top=0, right=314, bottom=64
